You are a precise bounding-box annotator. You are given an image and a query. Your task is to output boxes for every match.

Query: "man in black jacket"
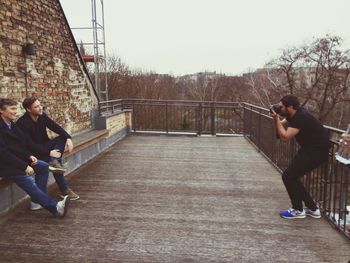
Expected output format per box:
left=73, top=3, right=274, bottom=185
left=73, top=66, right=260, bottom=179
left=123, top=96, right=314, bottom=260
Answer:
left=17, top=97, right=79, bottom=201
left=270, top=95, right=330, bottom=219
left=0, top=98, right=69, bottom=217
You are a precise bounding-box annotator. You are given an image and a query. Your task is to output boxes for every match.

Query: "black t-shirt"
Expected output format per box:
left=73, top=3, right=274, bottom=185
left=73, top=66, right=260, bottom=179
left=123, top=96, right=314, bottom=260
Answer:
left=286, top=108, right=330, bottom=150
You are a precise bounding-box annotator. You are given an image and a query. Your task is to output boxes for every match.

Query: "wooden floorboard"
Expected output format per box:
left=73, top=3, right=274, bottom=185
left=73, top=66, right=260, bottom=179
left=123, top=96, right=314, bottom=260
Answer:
left=0, top=135, right=349, bottom=262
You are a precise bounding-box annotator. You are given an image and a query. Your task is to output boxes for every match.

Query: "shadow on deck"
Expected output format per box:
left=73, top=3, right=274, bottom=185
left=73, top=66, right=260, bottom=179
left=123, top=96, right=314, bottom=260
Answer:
left=0, top=135, right=349, bottom=262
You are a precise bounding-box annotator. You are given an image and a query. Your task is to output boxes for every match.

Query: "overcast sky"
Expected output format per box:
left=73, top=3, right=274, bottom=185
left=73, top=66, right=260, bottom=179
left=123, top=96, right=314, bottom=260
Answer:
left=60, top=0, right=350, bottom=76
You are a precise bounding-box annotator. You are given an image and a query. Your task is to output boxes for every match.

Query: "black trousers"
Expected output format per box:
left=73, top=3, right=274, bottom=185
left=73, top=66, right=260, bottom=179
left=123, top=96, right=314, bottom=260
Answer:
left=282, top=148, right=328, bottom=211
left=38, top=136, right=68, bottom=194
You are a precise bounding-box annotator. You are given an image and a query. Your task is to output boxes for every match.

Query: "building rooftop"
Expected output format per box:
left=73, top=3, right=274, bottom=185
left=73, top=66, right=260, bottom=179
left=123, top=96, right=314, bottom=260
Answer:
left=0, top=135, right=349, bottom=262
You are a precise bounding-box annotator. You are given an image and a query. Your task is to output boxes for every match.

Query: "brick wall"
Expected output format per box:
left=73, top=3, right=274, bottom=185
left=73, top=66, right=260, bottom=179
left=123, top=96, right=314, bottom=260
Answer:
left=106, top=113, right=127, bottom=136
left=125, top=110, right=132, bottom=129
left=0, top=0, right=98, bottom=133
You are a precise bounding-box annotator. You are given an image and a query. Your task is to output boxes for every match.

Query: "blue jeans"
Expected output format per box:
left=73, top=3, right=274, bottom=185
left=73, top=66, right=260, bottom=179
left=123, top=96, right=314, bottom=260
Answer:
left=41, top=136, right=68, bottom=194
left=6, top=160, right=58, bottom=214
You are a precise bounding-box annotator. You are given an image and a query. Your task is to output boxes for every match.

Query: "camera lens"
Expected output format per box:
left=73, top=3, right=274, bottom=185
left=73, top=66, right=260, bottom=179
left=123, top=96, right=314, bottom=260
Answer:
left=272, top=104, right=281, bottom=114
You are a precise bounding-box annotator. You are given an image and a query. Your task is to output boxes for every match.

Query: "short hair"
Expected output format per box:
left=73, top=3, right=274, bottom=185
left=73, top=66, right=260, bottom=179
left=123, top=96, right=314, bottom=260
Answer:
left=280, top=95, right=300, bottom=110
left=0, top=98, right=17, bottom=110
left=22, top=96, right=38, bottom=111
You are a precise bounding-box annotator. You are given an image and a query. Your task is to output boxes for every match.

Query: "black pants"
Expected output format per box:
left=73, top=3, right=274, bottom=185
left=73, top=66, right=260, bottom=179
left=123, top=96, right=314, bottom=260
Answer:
left=282, top=148, right=328, bottom=211
left=39, top=136, right=68, bottom=194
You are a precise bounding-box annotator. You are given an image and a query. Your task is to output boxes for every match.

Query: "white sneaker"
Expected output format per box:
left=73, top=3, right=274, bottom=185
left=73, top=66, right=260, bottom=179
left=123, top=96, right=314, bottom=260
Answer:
left=30, top=202, right=43, bottom=211
left=56, top=195, right=70, bottom=217
left=304, top=207, right=321, bottom=218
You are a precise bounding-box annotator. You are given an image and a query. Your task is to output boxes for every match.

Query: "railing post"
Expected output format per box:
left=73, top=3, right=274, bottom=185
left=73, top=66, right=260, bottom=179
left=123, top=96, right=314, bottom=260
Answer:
left=211, top=102, right=215, bottom=135
left=257, top=108, right=262, bottom=151
left=250, top=105, right=253, bottom=138
left=98, top=102, right=102, bottom=116
left=338, top=164, right=348, bottom=226
left=243, top=103, right=247, bottom=135
left=198, top=102, right=203, bottom=135
left=132, top=102, right=136, bottom=132
left=165, top=102, right=169, bottom=133
left=343, top=166, right=349, bottom=227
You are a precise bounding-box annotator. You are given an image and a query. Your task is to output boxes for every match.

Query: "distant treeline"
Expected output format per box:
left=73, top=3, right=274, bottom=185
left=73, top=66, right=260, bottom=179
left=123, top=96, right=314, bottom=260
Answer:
left=91, top=35, right=350, bottom=129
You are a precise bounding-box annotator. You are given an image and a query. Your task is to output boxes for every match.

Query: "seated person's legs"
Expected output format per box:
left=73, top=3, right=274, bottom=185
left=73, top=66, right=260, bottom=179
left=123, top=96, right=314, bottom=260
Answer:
left=32, top=160, right=49, bottom=193
left=43, top=136, right=79, bottom=200
left=6, top=174, right=69, bottom=217
left=44, top=136, right=66, bottom=172
left=53, top=173, right=68, bottom=194
left=47, top=136, right=66, bottom=161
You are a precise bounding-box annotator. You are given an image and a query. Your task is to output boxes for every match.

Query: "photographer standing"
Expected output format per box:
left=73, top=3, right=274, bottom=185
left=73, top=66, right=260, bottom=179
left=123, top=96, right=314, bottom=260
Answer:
left=270, top=95, right=330, bottom=219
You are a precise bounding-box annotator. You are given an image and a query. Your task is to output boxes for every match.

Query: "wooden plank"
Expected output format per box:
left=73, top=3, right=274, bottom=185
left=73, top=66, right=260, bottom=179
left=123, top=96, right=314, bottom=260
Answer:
left=63, top=129, right=109, bottom=158
left=0, top=135, right=349, bottom=262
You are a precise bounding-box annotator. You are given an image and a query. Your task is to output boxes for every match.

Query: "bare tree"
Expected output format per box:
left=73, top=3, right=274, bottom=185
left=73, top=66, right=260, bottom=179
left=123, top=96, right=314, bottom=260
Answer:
left=183, top=72, right=226, bottom=101
left=106, top=55, right=133, bottom=99
left=265, top=35, right=350, bottom=126
left=304, top=36, right=350, bottom=122
left=244, top=68, right=285, bottom=108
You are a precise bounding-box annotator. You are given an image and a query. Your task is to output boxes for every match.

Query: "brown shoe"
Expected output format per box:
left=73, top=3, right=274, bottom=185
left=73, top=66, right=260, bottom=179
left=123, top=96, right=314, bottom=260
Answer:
left=61, top=188, right=80, bottom=201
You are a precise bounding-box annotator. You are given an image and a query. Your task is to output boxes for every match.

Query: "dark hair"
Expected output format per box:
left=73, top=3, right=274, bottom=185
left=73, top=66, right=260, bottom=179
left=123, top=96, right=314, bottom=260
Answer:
left=280, top=95, right=300, bottom=110
left=0, top=98, right=17, bottom=110
left=22, top=96, right=38, bottom=111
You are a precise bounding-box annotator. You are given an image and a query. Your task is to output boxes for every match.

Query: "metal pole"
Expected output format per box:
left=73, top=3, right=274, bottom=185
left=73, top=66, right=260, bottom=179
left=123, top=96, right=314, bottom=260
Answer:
left=165, top=102, right=169, bottom=133
left=100, top=0, right=108, bottom=102
left=198, top=103, right=203, bottom=135
left=211, top=102, right=215, bottom=135
left=132, top=102, right=136, bottom=132
left=91, top=0, right=100, bottom=98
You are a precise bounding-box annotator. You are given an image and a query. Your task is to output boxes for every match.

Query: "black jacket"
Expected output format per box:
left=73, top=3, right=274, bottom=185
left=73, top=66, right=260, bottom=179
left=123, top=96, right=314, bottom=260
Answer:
left=0, top=118, right=41, bottom=177
left=16, top=112, right=71, bottom=155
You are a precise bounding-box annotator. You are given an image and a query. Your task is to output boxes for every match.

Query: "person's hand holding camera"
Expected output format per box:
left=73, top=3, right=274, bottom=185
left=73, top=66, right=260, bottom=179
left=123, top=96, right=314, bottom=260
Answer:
left=269, top=108, right=277, bottom=118
left=269, top=104, right=281, bottom=119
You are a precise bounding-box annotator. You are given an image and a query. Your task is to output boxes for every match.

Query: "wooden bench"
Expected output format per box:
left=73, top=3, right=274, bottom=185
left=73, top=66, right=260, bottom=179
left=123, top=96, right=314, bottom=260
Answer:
left=63, top=129, right=109, bottom=158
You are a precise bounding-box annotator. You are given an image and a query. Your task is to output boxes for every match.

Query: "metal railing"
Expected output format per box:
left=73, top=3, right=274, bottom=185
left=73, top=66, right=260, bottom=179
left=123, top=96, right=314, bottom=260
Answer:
left=243, top=103, right=349, bottom=239
left=100, top=99, right=244, bottom=135
left=99, top=99, right=350, bottom=238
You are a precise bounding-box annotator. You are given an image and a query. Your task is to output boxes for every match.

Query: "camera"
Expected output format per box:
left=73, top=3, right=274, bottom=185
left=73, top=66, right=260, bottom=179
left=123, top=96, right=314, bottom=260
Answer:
left=270, top=104, right=282, bottom=114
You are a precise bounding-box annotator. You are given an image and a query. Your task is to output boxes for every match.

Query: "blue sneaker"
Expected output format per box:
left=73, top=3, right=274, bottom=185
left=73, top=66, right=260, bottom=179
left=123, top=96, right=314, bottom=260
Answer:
left=280, top=208, right=306, bottom=219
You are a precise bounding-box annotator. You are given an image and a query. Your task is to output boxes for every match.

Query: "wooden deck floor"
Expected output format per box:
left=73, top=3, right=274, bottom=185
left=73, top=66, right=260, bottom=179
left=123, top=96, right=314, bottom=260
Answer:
left=0, top=135, right=349, bottom=263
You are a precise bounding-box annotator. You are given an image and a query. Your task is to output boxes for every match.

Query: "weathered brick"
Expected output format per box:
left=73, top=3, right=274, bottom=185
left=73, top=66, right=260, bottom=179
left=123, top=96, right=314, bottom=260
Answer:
left=0, top=0, right=98, bottom=134
left=37, top=82, right=50, bottom=89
